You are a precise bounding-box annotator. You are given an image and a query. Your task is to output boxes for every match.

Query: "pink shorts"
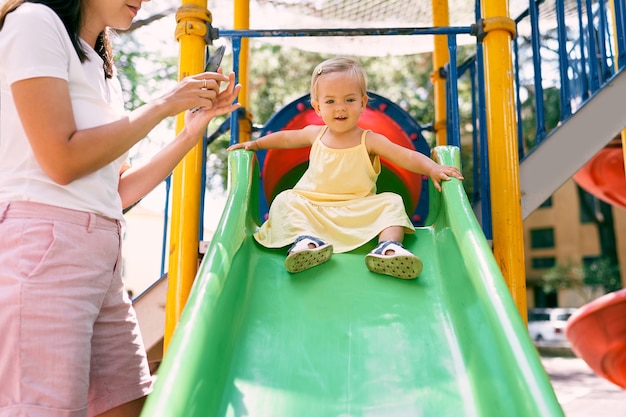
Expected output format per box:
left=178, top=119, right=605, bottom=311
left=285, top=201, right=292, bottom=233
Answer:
left=0, top=201, right=153, bottom=417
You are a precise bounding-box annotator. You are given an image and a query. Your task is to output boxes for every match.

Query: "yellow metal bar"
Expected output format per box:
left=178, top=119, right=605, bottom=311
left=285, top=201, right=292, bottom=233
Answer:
left=234, top=0, right=252, bottom=142
left=480, top=0, right=527, bottom=322
left=234, top=0, right=250, bottom=109
left=618, top=117, right=626, bottom=189
left=431, top=0, right=450, bottom=146
left=164, top=0, right=210, bottom=350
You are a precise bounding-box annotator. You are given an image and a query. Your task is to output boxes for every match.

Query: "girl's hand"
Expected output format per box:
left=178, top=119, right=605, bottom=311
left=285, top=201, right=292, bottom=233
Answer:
left=429, top=165, right=464, bottom=192
left=226, top=140, right=259, bottom=152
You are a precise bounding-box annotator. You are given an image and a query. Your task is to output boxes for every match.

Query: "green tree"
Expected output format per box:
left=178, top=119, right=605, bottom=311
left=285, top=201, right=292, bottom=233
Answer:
left=577, top=185, right=622, bottom=293
left=541, top=261, right=586, bottom=300
left=584, top=257, right=622, bottom=294
left=113, top=27, right=180, bottom=169
left=541, top=257, right=622, bottom=303
left=113, top=25, right=476, bottom=196
left=211, top=43, right=476, bottom=196
left=244, top=44, right=440, bottom=129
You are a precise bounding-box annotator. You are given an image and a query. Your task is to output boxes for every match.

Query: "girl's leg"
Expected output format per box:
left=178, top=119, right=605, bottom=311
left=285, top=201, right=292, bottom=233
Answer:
left=377, top=226, right=405, bottom=251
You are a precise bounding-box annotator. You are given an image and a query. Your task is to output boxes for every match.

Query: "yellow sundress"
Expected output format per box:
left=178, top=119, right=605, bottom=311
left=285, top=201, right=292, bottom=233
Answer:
left=254, top=126, right=415, bottom=253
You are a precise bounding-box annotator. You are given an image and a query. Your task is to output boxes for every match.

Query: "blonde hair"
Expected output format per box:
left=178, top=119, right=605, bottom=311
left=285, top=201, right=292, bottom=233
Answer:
left=310, top=57, right=368, bottom=103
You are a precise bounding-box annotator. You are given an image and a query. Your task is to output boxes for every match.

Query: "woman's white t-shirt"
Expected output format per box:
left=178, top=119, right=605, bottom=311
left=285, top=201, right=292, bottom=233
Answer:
left=0, top=3, right=128, bottom=221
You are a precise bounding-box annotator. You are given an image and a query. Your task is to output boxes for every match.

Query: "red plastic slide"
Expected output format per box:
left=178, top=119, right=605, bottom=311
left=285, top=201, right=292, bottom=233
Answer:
left=261, top=101, right=423, bottom=213
left=566, top=288, right=626, bottom=389
left=573, top=138, right=626, bottom=209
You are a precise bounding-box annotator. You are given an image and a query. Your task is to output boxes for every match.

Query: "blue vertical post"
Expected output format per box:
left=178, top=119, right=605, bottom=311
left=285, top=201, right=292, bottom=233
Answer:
left=230, top=36, right=242, bottom=146
left=446, top=35, right=461, bottom=148
left=556, top=0, right=572, bottom=120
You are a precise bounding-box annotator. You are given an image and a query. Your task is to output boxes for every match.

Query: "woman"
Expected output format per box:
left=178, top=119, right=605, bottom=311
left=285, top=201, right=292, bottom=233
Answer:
left=0, top=1, right=240, bottom=416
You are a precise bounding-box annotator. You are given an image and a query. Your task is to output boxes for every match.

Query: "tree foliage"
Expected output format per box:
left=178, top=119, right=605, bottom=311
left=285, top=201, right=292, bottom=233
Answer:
left=113, top=29, right=180, bottom=168
left=206, top=42, right=477, bottom=193
left=541, top=257, right=622, bottom=303
left=244, top=44, right=438, bottom=129
left=113, top=18, right=477, bottom=195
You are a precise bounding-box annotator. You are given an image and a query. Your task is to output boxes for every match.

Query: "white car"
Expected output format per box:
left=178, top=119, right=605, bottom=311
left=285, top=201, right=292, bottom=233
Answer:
left=527, top=308, right=577, bottom=343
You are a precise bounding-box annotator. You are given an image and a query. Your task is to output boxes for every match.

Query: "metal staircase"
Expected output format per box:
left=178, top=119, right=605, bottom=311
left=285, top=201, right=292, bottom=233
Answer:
left=467, top=1, right=626, bottom=224
left=520, top=68, right=626, bottom=219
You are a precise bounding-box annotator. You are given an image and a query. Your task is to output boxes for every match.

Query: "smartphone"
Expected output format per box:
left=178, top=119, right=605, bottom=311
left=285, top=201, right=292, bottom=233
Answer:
left=190, top=45, right=226, bottom=113
left=204, top=45, right=225, bottom=72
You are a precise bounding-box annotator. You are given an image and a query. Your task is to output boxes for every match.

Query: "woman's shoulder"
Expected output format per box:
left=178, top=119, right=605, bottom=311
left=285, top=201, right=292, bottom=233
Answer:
left=10, top=2, right=59, bottom=21
left=4, top=3, right=65, bottom=34
left=1, top=3, right=76, bottom=85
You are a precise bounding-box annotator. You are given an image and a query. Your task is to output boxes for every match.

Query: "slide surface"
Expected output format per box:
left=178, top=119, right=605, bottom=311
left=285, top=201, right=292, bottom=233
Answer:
left=141, top=147, right=564, bottom=417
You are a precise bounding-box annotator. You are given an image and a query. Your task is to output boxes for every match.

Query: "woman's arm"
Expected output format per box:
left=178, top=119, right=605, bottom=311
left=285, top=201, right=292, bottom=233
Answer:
left=118, top=74, right=241, bottom=208
left=11, top=71, right=232, bottom=185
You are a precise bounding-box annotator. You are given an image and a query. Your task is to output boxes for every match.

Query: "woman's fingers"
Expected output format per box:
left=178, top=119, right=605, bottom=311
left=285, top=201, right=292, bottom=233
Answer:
left=190, top=73, right=238, bottom=112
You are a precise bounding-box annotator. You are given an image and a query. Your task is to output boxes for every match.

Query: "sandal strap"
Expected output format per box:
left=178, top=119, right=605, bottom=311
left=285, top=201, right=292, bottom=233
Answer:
left=288, top=235, right=328, bottom=254
left=370, top=240, right=406, bottom=255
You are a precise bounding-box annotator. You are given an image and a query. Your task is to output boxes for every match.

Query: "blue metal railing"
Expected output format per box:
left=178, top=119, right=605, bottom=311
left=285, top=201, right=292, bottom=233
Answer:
left=219, top=26, right=473, bottom=147
left=456, top=0, right=626, bottom=239
left=513, top=0, right=626, bottom=155
left=144, top=0, right=626, bottom=290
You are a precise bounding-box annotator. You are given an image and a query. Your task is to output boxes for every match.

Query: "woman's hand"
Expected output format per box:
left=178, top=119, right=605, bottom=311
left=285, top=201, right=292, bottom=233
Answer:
left=183, top=72, right=241, bottom=139
left=119, top=73, right=241, bottom=207
left=157, top=70, right=239, bottom=118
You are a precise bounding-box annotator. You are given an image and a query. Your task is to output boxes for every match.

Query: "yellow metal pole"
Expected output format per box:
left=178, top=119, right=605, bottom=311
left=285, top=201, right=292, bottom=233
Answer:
left=234, top=0, right=252, bottom=142
left=164, top=0, right=210, bottom=350
left=431, top=0, right=450, bottom=146
left=480, top=0, right=528, bottom=321
left=234, top=0, right=249, bottom=109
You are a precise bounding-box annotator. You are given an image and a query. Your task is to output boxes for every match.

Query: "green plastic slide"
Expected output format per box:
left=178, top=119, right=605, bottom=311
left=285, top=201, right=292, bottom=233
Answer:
left=140, top=146, right=564, bottom=417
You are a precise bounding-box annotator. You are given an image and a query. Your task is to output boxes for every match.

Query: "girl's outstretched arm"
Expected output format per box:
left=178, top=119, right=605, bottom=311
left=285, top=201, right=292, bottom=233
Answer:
left=227, top=124, right=321, bottom=151
left=366, top=131, right=464, bottom=192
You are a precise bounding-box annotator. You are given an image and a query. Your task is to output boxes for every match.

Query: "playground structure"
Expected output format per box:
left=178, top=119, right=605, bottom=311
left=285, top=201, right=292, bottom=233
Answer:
left=131, top=0, right=626, bottom=415
left=142, top=147, right=564, bottom=416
